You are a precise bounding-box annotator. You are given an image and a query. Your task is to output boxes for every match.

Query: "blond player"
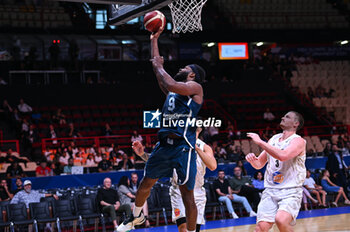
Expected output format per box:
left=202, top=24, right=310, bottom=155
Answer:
left=246, top=111, right=306, bottom=232
left=132, top=127, right=217, bottom=232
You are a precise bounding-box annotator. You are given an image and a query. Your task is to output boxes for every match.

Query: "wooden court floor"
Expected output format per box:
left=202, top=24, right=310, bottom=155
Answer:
left=133, top=207, right=350, bottom=232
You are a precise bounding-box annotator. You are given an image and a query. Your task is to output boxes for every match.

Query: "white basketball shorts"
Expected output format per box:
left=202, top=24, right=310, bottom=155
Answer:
left=169, top=185, right=206, bottom=225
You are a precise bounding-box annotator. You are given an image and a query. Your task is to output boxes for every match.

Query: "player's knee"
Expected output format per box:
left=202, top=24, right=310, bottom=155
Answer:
left=254, top=223, right=271, bottom=232
left=275, top=216, right=289, bottom=228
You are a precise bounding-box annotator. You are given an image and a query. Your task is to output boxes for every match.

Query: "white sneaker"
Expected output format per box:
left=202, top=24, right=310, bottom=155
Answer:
left=117, top=213, right=145, bottom=232
left=344, top=200, right=350, bottom=205
left=232, top=212, right=239, bottom=219
left=249, top=211, right=257, bottom=217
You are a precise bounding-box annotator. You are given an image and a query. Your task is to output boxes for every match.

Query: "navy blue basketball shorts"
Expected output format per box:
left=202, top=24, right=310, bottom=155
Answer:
left=144, top=138, right=197, bottom=190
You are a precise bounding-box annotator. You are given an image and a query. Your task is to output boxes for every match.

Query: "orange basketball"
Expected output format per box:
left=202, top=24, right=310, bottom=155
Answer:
left=143, top=10, right=166, bottom=33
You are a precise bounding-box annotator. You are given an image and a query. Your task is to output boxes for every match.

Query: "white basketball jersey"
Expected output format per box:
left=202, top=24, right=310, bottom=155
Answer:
left=171, top=139, right=206, bottom=189
left=264, top=133, right=306, bottom=189
left=194, top=139, right=206, bottom=189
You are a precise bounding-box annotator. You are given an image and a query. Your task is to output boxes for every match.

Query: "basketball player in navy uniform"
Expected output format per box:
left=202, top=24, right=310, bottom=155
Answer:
left=117, top=25, right=205, bottom=232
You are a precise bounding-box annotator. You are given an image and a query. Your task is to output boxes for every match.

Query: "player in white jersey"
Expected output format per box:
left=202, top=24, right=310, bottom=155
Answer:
left=132, top=127, right=217, bottom=232
left=246, top=111, right=306, bottom=232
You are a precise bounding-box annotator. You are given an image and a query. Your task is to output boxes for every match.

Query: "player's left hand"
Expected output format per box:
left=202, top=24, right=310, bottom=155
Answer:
left=247, top=132, right=263, bottom=145
left=132, top=141, right=145, bottom=156
left=150, top=26, right=164, bottom=40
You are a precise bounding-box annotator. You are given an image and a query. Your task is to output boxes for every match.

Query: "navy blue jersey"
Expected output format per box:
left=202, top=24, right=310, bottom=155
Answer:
left=158, top=92, right=202, bottom=148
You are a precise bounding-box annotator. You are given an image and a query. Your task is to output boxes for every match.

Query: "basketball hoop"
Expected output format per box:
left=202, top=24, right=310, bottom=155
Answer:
left=168, top=0, right=207, bottom=33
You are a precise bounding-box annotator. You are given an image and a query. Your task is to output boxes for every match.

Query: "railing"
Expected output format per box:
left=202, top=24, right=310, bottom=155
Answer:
left=0, top=140, right=20, bottom=153
left=42, top=134, right=158, bottom=151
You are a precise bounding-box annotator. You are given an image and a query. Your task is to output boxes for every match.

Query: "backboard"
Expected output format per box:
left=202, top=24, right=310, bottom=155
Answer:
left=108, top=0, right=172, bottom=26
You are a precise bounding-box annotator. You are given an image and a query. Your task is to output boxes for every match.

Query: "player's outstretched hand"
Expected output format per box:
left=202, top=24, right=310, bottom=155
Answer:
left=150, top=26, right=164, bottom=40
left=247, top=132, right=263, bottom=145
left=246, top=153, right=258, bottom=163
left=132, top=141, right=145, bottom=156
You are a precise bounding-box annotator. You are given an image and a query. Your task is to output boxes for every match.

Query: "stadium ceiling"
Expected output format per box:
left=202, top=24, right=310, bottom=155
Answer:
left=54, top=0, right=141, bottom=5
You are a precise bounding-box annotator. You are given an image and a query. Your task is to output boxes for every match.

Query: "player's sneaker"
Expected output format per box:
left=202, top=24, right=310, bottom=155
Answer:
left=249, top=211, right=257, bottom=217
left=117, top=213, right=146, bottom=232
left=232, top=212, right=239, bottom=219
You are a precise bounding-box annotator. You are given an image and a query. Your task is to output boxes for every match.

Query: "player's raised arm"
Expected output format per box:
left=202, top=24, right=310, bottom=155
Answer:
left=247, top=133, right=306, bottom=162
left=195, top=143, right=217, bottom=171
left=245, top=151, right=268, bottom=170
left=150, top=29, right=203, bottom=99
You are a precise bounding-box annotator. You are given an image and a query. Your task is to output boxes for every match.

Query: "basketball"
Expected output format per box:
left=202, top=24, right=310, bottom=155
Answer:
left=143, top=10, right=166, bottom=33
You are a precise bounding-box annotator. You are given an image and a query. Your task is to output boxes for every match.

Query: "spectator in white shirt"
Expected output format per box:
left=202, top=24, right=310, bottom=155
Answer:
left=95, top=152, right=102, bottom=163
left=263, top=108, right=275, bottom=121
left=131, top=130, right=143, bottom=143
left=18, top=99, right=32, bottom=113
left=86, top=154, right=96, bottom=166
left=303, top=170, right=327, bottom=207
left=59, top=152, right=69, bottom=166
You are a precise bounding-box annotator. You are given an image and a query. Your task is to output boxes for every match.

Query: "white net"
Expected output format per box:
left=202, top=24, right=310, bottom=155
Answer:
left=168, top=0, right=207, bottom=33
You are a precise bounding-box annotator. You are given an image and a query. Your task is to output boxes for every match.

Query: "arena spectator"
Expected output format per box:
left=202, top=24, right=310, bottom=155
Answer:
left=236, top=160, right=248, bottom=176
left=52, top=108, right=66, bottom=125
left=87, top=144, right=98, bottom=155
left=302, top=186, right=318, bottom=210
left=129, top=173, right=150, bottom=227
left=68, top=122, right=81, bottom=138
left=117, top=176, right=135, bottom=208
left=232, top=146, right=245, bottom=161
left=215, top=146, right=227, bottom=163
left=95, top=152, right=103, bottom=163
left=343, top=141, right=350, bottom=156
left=263, top=108, right=275, bottom=121
left=304, top=170, right=327, bottom=207
left=104, top=123, right=113, bottom=136
left=73, top=152, right=83, bottom=164
left=36, top=160, right=53, bottom=177
left=326, top=145, right=349, bottom=195
left=59, top=152, right=70, bottom=166
left=213, top=170, right=257, bottom=218
left=229, top=166, right=261, bottom=210
left=12, top=178, right=23, bottom=195
left=11, top=180, right=58, bottom=208
left=321, top=170, right=350, bottom=207
left=208, top=125, right=219, bottom=141
left=2, top=149, right=29, bottom=165
left=63, top=158, right=75, bottom=174
left=0, top=99, right=13, bottom=115
left=98, top=154, right=113, bottom=173
left=0, top=179, right=13, bottom=201
left=97, top=177, right=132, bottom=231
left=27, top=124, right=39, bottom=144
left=6, top=161, right=25, bottom=178
left=47, top=124, right=58, bottom=144
left=21, top=118, right=29, bottom=132
left=131, top=130, right=143, bottom=143
left=86, top=154, right=96, bottom=166
left=252, top=171, right=264, bottom=191
left=17, top=98, right=32, bottom=113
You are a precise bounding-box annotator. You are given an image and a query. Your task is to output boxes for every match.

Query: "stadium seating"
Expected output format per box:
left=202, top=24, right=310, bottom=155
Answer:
left=214, top=0, right=349, bottom=29
left=0, top=3, right=72, bottom=29
left=290, top=60, right=350, bottom=124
